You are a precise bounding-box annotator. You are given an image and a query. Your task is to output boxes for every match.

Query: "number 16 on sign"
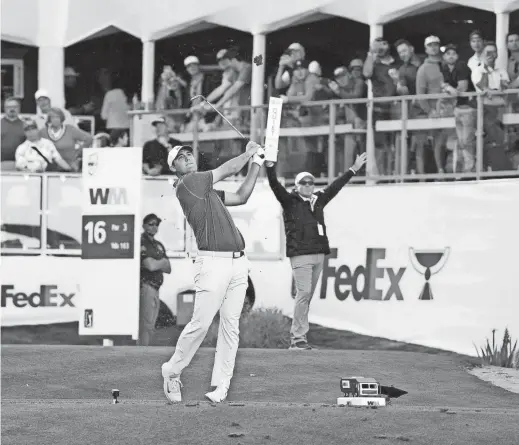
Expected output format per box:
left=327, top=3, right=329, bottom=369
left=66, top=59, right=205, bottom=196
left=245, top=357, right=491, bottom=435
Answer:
left=81, top=214, right=135, bottom=259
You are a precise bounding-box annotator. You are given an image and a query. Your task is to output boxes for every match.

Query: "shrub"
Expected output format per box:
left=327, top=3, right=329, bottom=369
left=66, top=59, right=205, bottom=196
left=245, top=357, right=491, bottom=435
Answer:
left=474, top=328, right=518, bottom=368
left=202, top=308, right=291, bottom=349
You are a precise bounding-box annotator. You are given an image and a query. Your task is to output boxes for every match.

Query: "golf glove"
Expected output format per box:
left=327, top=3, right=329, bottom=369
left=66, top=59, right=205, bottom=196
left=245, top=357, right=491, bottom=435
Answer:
left=252, top=146, right=266, bottom=166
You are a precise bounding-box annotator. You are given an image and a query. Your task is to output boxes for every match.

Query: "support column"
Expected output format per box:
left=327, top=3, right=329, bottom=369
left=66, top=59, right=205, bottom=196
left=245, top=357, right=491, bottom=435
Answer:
left=141, top=40, right=156, bottom=110
left=250, top=33, right=266, bottom=143
left=495, top=11, right=510, bottom=71
left=38, top=46, right=65, bottom=108
left=366, top=24, right=383, bottom=181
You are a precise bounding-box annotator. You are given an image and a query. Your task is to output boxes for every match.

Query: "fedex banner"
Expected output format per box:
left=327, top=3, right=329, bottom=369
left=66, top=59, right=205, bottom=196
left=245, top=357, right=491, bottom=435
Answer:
left=301, top=179, right=519, bottom=356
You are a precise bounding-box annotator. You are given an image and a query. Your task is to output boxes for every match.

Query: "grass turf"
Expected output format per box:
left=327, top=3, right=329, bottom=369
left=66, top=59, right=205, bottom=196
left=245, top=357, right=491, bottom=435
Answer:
left=2, top=346, right=519, bottom=445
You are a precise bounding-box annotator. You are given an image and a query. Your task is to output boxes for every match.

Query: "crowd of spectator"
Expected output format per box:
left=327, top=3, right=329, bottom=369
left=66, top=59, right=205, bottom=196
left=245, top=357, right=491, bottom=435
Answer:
left=2, top=30, right=519, bottom=178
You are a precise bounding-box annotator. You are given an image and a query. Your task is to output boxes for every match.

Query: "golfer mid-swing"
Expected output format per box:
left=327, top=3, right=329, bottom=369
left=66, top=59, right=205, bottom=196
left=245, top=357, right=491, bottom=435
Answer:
left=265, top=152, right=367, bottom=350
left=161, top=141, right=264, bottom=403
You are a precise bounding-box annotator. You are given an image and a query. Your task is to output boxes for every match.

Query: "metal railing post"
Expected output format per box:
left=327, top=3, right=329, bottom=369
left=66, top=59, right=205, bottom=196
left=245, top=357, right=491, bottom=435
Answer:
left=365, top=97, right=376, bottom=185
left=476, top=94, right=484, bottom=181
left=41, top=174, right=49, bottom=253
left=400, top=98, right=409, bottom=183
left=328, top=103, right=336, bottom=184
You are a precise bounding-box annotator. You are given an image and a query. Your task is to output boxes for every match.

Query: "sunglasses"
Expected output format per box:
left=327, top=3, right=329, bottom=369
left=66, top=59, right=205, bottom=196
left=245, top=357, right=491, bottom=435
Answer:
left=299, top=180, right=314, bottom=186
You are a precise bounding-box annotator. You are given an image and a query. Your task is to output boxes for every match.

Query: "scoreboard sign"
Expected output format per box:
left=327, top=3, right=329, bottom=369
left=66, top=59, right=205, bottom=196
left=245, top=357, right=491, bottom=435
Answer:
left=79, top=147, right=142, bottom=338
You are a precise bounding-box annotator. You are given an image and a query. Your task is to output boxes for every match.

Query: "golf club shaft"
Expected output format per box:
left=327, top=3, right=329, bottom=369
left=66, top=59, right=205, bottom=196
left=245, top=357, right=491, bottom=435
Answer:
left=190, top=95, right=247, bottom=140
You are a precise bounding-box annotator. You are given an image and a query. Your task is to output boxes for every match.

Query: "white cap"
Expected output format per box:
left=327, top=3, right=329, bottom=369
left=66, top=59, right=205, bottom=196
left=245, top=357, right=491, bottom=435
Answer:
left=308, top=61, right=321, bottom=76
left=35, top=89, right=50, bottom=100
left=424, top=35, right=441, bottom=46
left=216, top=49, right=228, bottom=60
left=288, top=42, right=305, bottom=52
left=64, top=67, right=80, bottom=76
left=295, top=171, right=315, bottom=185
left=167, top=145, right=193, bottom=169
left=184, top=56, right=200, bottom=67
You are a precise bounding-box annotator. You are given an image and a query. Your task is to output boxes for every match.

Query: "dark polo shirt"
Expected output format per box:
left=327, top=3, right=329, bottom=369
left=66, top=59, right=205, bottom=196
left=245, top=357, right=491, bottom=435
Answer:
left=175, top=171, right=245, bottom=252
left=140, top=233, right=167, bottom=289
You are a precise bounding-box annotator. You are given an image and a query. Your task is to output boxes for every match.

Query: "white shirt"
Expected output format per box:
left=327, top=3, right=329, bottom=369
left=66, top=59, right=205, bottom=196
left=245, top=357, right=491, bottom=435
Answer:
left=101, top=89, right=130, bottom=129
left=35, top=108, right=77, bottom=130
left=468, top=53, right=483, bottom=72
left=471, top=64, right=510, bottom=105
left=15, top=138, right=62, bottom=172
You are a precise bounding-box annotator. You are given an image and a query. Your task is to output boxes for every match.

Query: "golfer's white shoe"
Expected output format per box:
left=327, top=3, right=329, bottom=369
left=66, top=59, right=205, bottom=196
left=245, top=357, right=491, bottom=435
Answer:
left=205, top=381, right=230, bottom=403
left=163, top=375, right=182, bottom=403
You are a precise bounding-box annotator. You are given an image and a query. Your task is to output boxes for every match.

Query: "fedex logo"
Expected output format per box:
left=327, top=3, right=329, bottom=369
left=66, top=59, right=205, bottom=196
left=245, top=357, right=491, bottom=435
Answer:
left=320, top=248, right=406, bottom=301
left=89, top=187, right=128, bottom=205
left=1, top=285, right=75, bottom=308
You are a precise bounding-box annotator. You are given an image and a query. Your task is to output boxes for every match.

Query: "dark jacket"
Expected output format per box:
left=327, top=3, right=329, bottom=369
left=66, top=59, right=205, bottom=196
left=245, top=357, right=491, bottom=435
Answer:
left=140, top=233, right=167, bottom=289
left=266, top=166, right=356, bottom=257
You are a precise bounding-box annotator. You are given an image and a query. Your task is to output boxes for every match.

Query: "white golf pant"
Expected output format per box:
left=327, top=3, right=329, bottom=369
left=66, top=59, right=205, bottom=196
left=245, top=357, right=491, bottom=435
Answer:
left=163, top=253, right=249, bottom=386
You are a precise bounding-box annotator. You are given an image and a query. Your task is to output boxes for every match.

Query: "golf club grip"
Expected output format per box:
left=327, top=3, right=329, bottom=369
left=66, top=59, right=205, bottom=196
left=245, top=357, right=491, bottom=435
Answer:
left=242, top=138, right=265, bottom=159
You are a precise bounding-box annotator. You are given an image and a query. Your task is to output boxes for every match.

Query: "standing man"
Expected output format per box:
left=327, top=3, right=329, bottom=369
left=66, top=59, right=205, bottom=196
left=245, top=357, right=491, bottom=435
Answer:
left=140, top=213, right=171, bottom=346
left=467, top=30, right=485, bottom=73
left=1, top=97, right=25, bottom=171
left=161, top=140, right=264, bottom=404
left=265, top=153, right=367, bottom=350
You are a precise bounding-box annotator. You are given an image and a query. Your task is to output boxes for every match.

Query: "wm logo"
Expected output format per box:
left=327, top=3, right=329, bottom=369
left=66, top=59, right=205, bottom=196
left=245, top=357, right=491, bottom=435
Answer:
left=89, top=188, right=128, bottom=205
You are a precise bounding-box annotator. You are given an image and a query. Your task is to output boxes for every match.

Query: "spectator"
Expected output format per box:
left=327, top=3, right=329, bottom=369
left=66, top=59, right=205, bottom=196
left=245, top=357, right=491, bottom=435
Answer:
left=348, top=58, right=368, bottom=120
left=40, top=107, right=93, bottom=172
left=416, top=35, right=445, bottom=174
left=200, top=50, right=237, bottom=121
left=110, top=129, right=129, bottom=147
left=507, top=33, right=519, bottom=85
left=363, top=37, right=402, bottom=176
left=34, top=89, right=77, bottom=130
left=1, top=97, right=25, bottom=170
left=471, top=41, right=513, bottom=171
left=101, top=75, right=130, bottom=132
left=139, top=213, right=171, bottom=346
left=92, top=132, right=111, bottom=148
left=440, top=44, right=476, bottom=173
left=394, top=39, right=426, bottom=175
left=274, top=42, right=306, bottom=93
left=64, top=67, right=95, bottom=116
left=156, top=65, right=186, bottom=111
left=214, top=48, right=252, bottom=129
left=142, top=117, right=182, bottom=176
left=468, top=30, right=484, bottom=72
left=183, top=56, right=213, bottom=132
left=15, top=119, right=71, bottom=172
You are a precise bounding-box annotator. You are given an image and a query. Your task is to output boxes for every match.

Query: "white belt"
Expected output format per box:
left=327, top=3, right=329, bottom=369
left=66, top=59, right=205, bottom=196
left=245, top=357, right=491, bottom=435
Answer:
left=198, top=250, right=245, bottom=258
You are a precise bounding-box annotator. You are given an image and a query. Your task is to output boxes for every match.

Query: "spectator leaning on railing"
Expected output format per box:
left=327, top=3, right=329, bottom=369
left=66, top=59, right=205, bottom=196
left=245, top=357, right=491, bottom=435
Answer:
left=1, top=97, right=25, bottom=171
left=142, top=117, right=182, bottom=176
left=363, top=37, right=402, bottom=176
left=440, top=44, right=477, bottom=173
left=183, top=56, right=214, bottom=132
left=40, top=107, right=93, bottom=172
left=15, top=119, right=71, bottom=173
left=471, top=41, right=513, bottom=171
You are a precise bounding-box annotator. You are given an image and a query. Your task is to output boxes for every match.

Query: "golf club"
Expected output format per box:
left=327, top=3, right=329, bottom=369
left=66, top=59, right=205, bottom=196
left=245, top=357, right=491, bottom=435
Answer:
left=190, top=94, right=264, bottom=158
left=190, top=94, right=247, bottom=140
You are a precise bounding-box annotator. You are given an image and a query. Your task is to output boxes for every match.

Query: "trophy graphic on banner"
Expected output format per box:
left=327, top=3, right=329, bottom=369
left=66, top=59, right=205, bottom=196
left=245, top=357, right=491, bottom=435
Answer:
left=409, top=247, right=450, bottom=300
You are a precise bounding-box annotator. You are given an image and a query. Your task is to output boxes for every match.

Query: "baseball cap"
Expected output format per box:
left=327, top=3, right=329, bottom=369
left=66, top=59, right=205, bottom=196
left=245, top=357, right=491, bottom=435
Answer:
left=151, top=116, right=166, bottom=126
left=334, top=66, right=349, bottom=77
left=216, top=49, right=228, bottom=61
left=184, top=55, right=200, bottom=67
left=349, top=59, right=364, bottom=69
left=442, top=43, right=458, bottom=53
left=295, top=171, right=315, bottom=185
left=469, top=30, right=483, bottom=40
left=64, top=67, right=79, bottom=76
left=22, top=119, right=38, bottom=130
left=294, top=60, right=309, bottom=70
left=288, top=42, right=305, bottom=52
left=424, top=35, right=441, bottom=46
left=167, top=145, right=193, bottom=168
left=143, top=213, right=162, bottom=225
left=35, top=89, right=50, bottom=100
left=308, top=61, right=321, bottom=75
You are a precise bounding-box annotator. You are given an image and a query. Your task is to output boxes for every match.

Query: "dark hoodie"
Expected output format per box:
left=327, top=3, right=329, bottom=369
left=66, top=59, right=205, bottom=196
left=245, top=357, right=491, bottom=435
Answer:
left=416, top=57, right=444, bottom=114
